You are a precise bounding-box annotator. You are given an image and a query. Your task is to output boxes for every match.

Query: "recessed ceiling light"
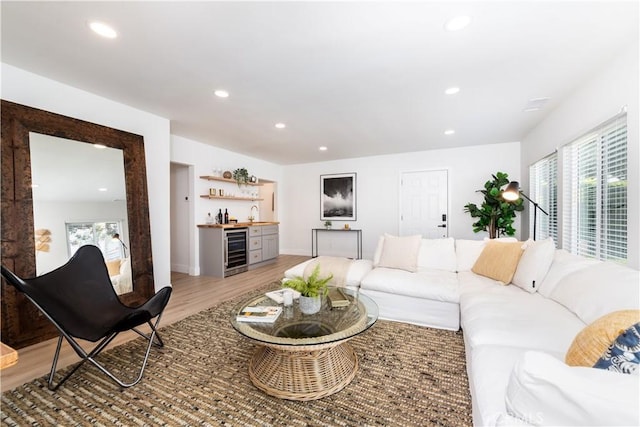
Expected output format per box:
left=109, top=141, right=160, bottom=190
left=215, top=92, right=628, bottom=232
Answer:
left=98, top=187, right=108, bottom=192
left=214, top=90, right=229, bottom=98
left=444, top=129, right=455, bottom=135
left=444, top=16, right=471, bottom=31
left=319, top=146, right=328, bottom=151
left=88, top=21, right=117, bottom=39
left=445, top=87, right=460, bottom=95
left=94, top=144, right=107, bottom=149
left=275, top=123, right=286, bottom=129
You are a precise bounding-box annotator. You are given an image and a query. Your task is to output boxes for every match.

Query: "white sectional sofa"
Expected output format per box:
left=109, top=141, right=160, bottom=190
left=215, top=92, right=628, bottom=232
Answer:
left=459, top=250, right=639, bottom=426
left=284, top=235, right=640, bottom=426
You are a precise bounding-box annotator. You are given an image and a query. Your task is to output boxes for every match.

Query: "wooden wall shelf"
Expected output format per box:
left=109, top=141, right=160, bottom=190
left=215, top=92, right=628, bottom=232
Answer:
left=200, top=195, right=263, bottom=202
left=200, top=175, right=263, bottom=186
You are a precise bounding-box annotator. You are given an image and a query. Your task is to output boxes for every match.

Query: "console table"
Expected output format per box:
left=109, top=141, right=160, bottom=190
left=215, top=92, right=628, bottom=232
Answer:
left=311, top=228, right=362, bottom=259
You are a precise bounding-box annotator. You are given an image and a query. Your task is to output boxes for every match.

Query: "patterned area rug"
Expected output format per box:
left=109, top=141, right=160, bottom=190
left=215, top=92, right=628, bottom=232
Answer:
left=1, top=288, right=472, bottom=426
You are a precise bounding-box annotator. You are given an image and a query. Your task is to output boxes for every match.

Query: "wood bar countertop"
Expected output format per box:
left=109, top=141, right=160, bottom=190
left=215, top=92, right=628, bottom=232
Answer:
left=197, top=221, right=279, bottom=229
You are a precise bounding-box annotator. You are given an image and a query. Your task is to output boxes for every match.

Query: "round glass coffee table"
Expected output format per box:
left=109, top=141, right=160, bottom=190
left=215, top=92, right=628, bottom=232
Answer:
left=230, top=287, right=378, bottom=401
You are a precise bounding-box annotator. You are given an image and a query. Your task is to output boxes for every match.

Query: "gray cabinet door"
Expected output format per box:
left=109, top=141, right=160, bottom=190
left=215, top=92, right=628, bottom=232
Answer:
left=262, top=234, right=279, bottom=260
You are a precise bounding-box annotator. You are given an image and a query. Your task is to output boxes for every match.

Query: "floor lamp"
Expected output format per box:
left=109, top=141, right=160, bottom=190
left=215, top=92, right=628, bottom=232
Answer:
left=502, top=181, right=549, bottom=240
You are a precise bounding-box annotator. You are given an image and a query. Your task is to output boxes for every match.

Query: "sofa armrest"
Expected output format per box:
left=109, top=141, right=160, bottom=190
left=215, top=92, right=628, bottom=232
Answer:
left=505, top=351, right=639, bottom=426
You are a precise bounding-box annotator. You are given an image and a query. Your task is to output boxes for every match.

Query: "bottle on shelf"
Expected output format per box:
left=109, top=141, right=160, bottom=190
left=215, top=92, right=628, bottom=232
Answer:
left=224, top=209, right=229, bottom=224
left=217, top=209, right=223, bottom=224
left=206, top=212, right=214, bottom=224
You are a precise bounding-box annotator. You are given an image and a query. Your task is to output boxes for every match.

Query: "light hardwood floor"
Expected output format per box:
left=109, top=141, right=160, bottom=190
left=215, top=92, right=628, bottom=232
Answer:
left=0, top=255, right=309, bottom=392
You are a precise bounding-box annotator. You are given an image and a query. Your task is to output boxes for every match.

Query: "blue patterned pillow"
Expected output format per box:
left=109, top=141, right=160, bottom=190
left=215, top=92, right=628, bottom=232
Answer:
left=593, top=322, right=640, bottom=374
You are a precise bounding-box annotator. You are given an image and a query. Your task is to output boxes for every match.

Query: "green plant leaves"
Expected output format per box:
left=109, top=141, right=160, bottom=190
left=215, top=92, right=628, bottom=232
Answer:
left=283, top=264, right=332, bottom=297
left=463, top=171, right=522, bottom=238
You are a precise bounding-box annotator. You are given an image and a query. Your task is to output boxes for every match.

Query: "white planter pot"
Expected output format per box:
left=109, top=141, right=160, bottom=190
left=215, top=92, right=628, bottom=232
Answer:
left=299, top=295, right=322, bottom=314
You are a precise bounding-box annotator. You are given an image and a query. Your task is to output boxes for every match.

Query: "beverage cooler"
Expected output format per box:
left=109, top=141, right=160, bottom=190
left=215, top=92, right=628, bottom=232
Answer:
left=199, top=227, right=248, bottom=278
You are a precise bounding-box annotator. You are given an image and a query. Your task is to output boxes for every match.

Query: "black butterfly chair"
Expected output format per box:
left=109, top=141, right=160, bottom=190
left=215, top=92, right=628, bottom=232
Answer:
left=0, top=245, right=172, bottom=390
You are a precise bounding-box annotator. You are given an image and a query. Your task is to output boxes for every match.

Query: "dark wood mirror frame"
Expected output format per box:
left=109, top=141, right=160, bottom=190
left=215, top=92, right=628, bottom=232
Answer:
left=1, top=100, right=155, bottom=349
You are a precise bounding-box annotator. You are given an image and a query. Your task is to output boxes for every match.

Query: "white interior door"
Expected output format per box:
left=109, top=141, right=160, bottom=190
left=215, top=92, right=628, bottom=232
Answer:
left=400, top=170, right=448, bottom=238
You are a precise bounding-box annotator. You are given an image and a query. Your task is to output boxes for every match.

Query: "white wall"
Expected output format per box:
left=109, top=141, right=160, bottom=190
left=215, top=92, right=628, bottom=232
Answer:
left=280, top=141, right=521, bottom=258
left=521, top=42, right=639, bottom=269
left=170, top=134, right=282, bottom=275
left=1, top=63, right=172, bottom=290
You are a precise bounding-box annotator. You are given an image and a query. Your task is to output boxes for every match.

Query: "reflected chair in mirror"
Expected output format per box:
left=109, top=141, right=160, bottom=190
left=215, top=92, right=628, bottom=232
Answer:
left=0, top=245, right=172, bottom=390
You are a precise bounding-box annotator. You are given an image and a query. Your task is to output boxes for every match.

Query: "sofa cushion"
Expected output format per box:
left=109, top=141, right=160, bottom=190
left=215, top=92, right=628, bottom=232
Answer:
left=472, top=241, right=524, bottom=284
left=417, top=237, right=457, bottom=272
left=360, top=267, right=459, bottom=303
left=512, top=238, right=555, bottom=293
left=537, top=249, right=601, bottom=297
left=455, top=239, right=486, bottom=272
left=550, top=262, right=640, bottom=325
left=460, top=285, right=584, bottom=353
left=593, top=322, right=640, bottom=374
left=377, top=234, right=421, bottom=272
left=506, top=351, right=640, bottom=426
left=565, top=309, right=640, bottom=367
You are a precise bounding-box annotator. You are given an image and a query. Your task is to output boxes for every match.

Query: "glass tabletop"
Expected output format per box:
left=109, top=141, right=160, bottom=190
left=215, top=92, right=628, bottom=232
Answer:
left=230, top=287, right=378, bottom=347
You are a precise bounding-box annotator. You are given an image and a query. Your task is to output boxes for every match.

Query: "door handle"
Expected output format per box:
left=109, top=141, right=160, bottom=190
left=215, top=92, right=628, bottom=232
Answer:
left=437, top=224, right=447, bottom=228
left=224, top=237, right=229, bottom=266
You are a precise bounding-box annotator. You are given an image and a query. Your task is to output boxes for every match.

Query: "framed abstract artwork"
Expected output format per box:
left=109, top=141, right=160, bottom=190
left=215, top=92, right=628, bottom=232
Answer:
left=320, top=173, right=357, bottom=221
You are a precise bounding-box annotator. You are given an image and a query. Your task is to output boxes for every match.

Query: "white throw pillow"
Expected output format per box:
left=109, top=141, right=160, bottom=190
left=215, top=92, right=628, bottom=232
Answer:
left=417, top=237, right=457, bottom=272
left=377, top=234, right=422, bottom=273
left=536, top=249, right=601, bottom=297
left=549, top=262, right=640, bottom=324
left=505, top=351, right=640, bottom=426
left=455, top=239, right=486, bottom=272
left=512, top=238, right=556, bottom=293
left=372, top=235, right=385, bottom=267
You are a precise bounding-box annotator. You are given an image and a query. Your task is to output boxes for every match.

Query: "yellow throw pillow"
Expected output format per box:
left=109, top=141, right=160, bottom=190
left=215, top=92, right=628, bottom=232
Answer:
left=471, top=240, right=524, bottom=284
left=106, top=259, right=121, bottom=277
left=566, top=310, right=640, bottom=367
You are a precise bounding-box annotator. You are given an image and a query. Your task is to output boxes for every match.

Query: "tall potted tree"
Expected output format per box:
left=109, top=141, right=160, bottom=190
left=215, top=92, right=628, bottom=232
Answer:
left=464, top=172, right=524, bottom=239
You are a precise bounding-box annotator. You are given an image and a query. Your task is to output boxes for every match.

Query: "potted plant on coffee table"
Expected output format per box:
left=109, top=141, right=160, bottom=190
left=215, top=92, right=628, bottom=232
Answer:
left=283, top=264, right=333, bottom=314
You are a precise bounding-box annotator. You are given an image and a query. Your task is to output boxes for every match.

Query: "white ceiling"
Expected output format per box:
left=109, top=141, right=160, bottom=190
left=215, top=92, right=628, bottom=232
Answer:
left=2, top=1, right=638, bottom=165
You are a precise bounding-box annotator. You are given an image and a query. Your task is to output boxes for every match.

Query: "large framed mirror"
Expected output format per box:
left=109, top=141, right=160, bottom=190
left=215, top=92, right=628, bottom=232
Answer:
left=1, top=100, right=154, bottom=348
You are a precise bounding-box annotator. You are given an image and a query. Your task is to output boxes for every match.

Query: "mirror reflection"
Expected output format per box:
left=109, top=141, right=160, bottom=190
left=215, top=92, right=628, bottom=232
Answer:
left=30, top=132, right=132, bottom=294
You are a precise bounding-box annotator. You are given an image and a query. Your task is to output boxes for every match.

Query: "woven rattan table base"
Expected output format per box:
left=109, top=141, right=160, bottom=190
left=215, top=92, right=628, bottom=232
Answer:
left=248, top=341, right=358, bottom=401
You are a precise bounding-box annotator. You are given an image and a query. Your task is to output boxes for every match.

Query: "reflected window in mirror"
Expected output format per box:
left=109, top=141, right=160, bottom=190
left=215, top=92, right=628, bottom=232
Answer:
left=65, top=221, right=124, bottom=259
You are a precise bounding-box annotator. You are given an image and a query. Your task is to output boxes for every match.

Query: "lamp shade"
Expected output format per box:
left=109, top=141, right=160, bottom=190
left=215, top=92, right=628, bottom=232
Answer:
left=502, top=181, right=521, bottom=201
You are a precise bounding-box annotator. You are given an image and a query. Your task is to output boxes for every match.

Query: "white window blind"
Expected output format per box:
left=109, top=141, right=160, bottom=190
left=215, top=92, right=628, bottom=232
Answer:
left=562, top=113, right=627, bottom=262
left=529, top=152, right=558, bottom=243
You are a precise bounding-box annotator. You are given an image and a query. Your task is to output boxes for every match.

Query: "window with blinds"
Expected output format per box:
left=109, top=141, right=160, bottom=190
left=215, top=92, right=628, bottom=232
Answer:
left=529, top=152, right=558, bottom=243
left=562, top=113, right=627, bottom=262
